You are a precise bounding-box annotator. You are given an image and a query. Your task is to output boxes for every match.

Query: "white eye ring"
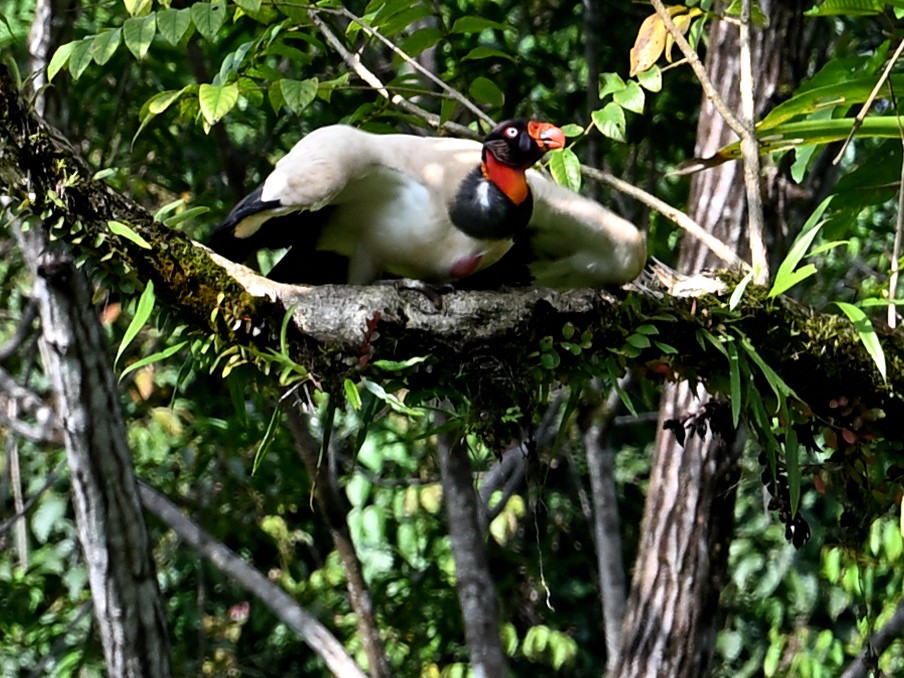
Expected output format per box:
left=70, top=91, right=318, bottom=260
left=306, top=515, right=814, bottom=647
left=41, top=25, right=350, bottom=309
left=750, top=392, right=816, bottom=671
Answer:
left=504, top=126, right=519, bottom=138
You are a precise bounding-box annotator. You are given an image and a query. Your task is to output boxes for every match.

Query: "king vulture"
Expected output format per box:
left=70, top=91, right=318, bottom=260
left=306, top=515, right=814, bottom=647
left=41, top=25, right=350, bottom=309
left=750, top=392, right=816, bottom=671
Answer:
left=210, top=119, right=646, bottom=288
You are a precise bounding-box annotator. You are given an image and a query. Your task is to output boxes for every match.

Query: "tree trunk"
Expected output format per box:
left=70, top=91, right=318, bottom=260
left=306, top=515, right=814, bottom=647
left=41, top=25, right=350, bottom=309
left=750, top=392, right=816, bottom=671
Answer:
left=614, top=3, right=807, bottom=675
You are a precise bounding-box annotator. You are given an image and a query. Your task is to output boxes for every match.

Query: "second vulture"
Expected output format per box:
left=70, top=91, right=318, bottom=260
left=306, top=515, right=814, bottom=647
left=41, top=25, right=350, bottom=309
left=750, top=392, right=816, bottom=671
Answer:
left=210, top=119, right=646, bottom=289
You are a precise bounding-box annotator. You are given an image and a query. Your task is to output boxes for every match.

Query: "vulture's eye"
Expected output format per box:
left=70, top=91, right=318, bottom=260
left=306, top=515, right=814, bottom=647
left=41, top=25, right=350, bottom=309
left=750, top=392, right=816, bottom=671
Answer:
left=504, top=126, right=519, bottom=138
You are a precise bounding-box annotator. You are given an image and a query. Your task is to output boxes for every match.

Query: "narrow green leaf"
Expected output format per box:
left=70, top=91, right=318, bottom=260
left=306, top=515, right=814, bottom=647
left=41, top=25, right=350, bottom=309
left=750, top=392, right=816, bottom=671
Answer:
left=157, top=8, right=192, bottom=46
left=469, top=76, right=504, bottom=108
left=91, top=28, right=122, bottom=66
left=116, top=280, right=155, bottom=369
left=591, top=102, right=626, bottom=142
left=547, top=148, right=582, bottom=192
left=606, top=361, right=637, bottom=416
left=120, top=340, right=188, bottom=379
left=234, top=0, right=262, bottom=12
left=344, top=379, right=362, bottom=411
left=729, top=271, right=753, bottom=310
left=398, top=26, right=443, bottom=57
left=361, top=379, right=424, bottom=417
left=462, top=46, right=516, bottom=63
left=834, top=301, right=887, bottom=381
left=738, top=334, right=798, bottom=405
left=804, top=0, right=886, bottom=16
left=162, top=206, right=210, bottom=227
left=48, top=42, right=76, bottom=82
left=727, top=340, right=742, bottom=428
left=279, top=78, right=318, bottom=115
left=371, top=355, right=430, bottom=371
left=252, top=405, right=282, bottom=475
left=191, top=0, right=227, bottom=40
left=108, top=220, right=152, bottom=249
left=123, top=14, right=156, bottom=60
left=450, top=16, right=506, bottom=33
left=199, top=82, right=239, bottom=124
left=613, top=80, right=645, bottom=114
left=769, top=196, right=833, bottom=297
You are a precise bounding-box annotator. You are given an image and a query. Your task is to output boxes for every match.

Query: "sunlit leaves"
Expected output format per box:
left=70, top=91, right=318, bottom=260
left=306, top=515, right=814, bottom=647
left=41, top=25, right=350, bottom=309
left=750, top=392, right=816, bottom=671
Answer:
left=279, top=77, right=318, bottom=114
left=116, top=279, right=155, bottom=369
left=90, top=28, right=122, bottom=66
left=591, top=103, right=626, bottom=142
left=157, top=8, right=192, bottom=46
left=191, top=0, right=227, bottom=41
left=629, top=5, right=703, bottom=76
left=198, top=82, right=239, bottom=125
left=834, top=302, right=887, bottom=382
left=547, top=148, right=582, bottom=192
left=769, top=197, right=833, bottom=298
left=123, top=14, right=156, bottom=60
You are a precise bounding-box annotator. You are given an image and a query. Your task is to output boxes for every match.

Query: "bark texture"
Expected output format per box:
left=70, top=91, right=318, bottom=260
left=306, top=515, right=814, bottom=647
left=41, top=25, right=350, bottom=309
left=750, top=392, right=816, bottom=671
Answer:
left=614, top=3, right=808, bottom=676
left=16, top=226, right=171, bottom=677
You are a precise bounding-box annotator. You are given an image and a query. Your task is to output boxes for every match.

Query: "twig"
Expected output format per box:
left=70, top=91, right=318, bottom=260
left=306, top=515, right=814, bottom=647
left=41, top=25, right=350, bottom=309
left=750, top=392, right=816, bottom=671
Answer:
left=306, top=9, right=478, bottom=139
left=834, top=38, right=904, bottom=166
left=330, top=5, right=495, bottom=128
left=582, top=164, right=749, bottom=270
left=138, top=481, right=368, bottom=678
left=890, top=79, right=904, bottom=329
left=0, top=296, right=37, bottom=362
left=650, top=0, right=747, bottom=139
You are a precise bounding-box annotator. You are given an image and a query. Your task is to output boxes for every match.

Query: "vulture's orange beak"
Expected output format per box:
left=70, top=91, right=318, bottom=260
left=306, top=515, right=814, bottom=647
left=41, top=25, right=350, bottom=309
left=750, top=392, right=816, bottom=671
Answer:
left=528, top=121, right=566, bottom=151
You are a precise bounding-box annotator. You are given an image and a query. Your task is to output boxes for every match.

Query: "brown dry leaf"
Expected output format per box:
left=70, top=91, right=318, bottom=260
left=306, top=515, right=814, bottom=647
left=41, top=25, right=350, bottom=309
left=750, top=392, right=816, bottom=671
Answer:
left=630, top=12, right=668, bottom=76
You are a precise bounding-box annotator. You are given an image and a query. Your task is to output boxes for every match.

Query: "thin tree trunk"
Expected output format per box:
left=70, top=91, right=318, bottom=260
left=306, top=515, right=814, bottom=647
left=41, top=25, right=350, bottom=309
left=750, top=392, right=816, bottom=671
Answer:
left=613, top=3, right=806, bottom=675
left=17, top=225, right=171, bottom=677
left=436, top=424, right=509, bottom=676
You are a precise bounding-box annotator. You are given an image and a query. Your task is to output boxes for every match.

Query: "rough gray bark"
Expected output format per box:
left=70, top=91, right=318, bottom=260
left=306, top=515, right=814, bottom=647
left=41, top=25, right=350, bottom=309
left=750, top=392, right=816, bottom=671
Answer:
left=614, top=3, right=807, bottom=676
left=436, top=425, right=509, bottom=677
left=16, top=224, right=171, bottom=677
left=584, top=387, right=627, bottom=673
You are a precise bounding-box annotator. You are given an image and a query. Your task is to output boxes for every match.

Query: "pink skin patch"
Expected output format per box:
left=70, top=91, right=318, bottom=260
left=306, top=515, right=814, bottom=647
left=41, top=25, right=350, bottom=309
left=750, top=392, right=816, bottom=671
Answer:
left=450, top=254, right=482, bottom=279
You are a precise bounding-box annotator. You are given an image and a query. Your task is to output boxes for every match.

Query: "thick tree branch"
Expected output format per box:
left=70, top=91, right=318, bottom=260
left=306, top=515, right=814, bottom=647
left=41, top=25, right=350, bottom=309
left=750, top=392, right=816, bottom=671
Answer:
left=840, top=596, right=904, bottom=678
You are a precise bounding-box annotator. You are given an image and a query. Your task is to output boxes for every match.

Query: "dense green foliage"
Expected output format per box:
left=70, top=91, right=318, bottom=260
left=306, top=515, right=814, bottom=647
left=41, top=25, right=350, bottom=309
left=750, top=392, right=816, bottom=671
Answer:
left=2, top=0, right=904, bottom=675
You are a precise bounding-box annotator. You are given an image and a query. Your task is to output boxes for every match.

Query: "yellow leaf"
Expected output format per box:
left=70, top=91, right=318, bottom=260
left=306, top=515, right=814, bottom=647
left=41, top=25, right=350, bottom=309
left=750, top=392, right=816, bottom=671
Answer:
left=630, top=13, right=667, bottom=76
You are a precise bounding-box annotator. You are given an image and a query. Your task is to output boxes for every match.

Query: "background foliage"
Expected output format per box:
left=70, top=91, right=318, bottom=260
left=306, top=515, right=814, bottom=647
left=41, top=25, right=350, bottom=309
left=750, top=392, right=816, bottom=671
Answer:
left=1, top=0, right=904, bottom=675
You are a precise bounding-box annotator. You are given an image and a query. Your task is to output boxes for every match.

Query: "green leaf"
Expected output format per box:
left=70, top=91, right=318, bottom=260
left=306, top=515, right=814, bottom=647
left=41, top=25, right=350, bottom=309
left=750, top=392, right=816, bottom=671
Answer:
left=157, top=8, right=192, bottom=46
left=591, top=102, right=626, bottom=142
left=599, top=72, right=626, bottom=100
left=398, top=26, right=443, bottom=57
left=361, top=380, right=424, bottom=417
left=191, top=0, right=227, bottom=40
left=67, top=39, right=95, bottom=79
left=124, top=0, right=152, bottom=17
left=32, top=492, right=67, bottom=544
left=547, top=148, right=582, bottom=192
left=635, top=65, right=662, bottom=92
left=234, top=0, right=262, bottom=11
left=123, top=14, right=156, bottom=60
left=462, top=46, right=516, bottom=63
left=116, top=280, right=155, bottom=369
left=91, top=28, right=122, bottom=66
left=120, top=340, right=189, bottom=379
left=469, top=76, right=504, bottom=108
left=833, top=301, right=887, bottom=381
left=769, top=196, right=832, bottom=297
left=344, top=378, right=362, bottom=411
left=252, top=405, right=282, bottom=475
left=804, top=0, right=887, bottom=16
left=279, top=78, right=318, bottom=114
left=162, top=205, right=209, bottom=227
left=450, top=16, right=506, bottom=33
left=108, top=220, right=152, bottom=249
left=371, top=355, right=430, bottom=371
left=729, top=271, right=754, bottom=310
left=726, top=339, right=742, bottom=428
left=613, top=80, right=645, bottom=114
left=559, top=123, right=585, bottom=138
left=199, top=82, right=239, bottom=124
left=48, top=41, right=76, bottom=82
left=738, top=334, right=798, bottom=405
